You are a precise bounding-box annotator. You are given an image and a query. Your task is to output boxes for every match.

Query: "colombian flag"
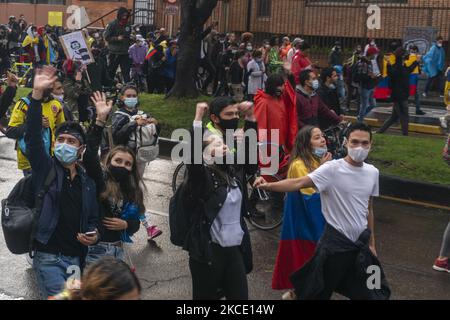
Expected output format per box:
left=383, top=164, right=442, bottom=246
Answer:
left=374, top=53, right=420, bottom=99
left=272, top=191, right=325, bottom=290
left=145, top=47, right=157, bottom=60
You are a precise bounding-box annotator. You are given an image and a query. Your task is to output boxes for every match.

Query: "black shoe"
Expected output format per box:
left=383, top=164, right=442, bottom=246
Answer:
left=416, top=110, right=426, bottom=115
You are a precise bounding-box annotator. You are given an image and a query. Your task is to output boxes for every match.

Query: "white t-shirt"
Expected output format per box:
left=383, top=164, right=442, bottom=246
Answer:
left=308, top=159, right=379, bottom=242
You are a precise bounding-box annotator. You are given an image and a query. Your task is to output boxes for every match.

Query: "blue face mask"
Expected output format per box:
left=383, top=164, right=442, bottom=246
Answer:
left=124, top=97, right=138, bottom=108
left=54, top=143, right=79, bottom=165
left=313, top=147, right=328, bottom=158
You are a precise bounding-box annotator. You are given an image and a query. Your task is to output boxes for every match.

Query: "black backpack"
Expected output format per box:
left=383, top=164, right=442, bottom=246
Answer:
left=169, top=181, right=193, bottom=247
left=1, top=167, right=55, bottom=256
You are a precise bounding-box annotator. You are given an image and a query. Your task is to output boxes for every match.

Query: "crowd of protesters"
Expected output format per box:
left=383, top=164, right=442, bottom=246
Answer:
left=0, top=7, right=448, bottom=301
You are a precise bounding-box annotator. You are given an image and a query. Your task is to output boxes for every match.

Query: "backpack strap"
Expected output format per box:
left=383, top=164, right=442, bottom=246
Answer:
left=29, top=165, right=56, bottom=258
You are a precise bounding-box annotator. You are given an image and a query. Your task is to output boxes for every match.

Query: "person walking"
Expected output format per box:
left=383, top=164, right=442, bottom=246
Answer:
left=377, top=47, right=420, bottom=136
left=423, top=36, right=446, bottom=98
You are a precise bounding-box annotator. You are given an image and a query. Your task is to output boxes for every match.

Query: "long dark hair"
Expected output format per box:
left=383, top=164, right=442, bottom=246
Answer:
left=101, top=145, right=145, bottom=213
left=290, top=125, right=320, bottom=173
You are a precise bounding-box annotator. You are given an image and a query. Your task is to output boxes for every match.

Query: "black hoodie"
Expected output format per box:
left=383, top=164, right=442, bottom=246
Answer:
left=104, top=7, right=132, bottom=55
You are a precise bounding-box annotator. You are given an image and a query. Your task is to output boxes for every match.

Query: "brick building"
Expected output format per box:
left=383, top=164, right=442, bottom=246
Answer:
left=0, top=0, right=448, bottom=46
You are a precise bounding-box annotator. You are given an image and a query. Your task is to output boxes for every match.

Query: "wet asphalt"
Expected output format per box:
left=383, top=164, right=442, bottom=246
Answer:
left=0, top=135, right=448, bottom=300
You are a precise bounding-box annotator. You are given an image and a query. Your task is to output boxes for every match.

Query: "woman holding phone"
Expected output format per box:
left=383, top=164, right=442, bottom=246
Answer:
left=82, top=91, right=144, bottom=266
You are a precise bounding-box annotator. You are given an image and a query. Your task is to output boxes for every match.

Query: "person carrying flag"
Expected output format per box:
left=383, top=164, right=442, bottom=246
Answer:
left=272, top=126, right=330, bottom=299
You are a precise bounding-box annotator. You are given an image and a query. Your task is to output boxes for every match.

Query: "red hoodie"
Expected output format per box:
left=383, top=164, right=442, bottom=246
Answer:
left=254, top=81, right=298, bottom=154
left=291, top=50, right=313, bottom=85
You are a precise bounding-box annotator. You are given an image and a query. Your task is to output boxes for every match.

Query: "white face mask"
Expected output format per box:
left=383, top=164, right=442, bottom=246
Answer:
left=53, top=94, right=64, bottom=102
left=347, top=146, right=370, bottom=163
left=437, top=43, right=443, bottom=48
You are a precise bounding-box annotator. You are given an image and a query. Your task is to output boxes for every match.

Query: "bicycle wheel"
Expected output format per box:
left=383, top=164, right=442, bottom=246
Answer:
left=247, top=175, right=284, bottom=231
left=172, top=162, right=186, bottom=194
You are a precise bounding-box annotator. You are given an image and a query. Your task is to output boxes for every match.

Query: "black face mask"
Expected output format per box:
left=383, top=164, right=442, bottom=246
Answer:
left=275, top=89, right=283, bottom=97
left=109, top=165, right=131, bottom=183
left=218, top=117, right=239, bottom=131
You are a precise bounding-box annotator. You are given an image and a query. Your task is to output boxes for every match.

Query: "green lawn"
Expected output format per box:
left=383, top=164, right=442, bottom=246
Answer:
left=12, top=89, right=450, bottom=185
left=369, top=134, right=450, bottom=185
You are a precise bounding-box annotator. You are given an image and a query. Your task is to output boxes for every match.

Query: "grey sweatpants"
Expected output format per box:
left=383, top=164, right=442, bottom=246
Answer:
left=439, top=222, right=450, bottom=257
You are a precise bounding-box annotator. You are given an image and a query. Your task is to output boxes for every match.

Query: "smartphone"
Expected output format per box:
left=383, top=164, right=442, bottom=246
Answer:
left=85, top=231, right=97, bottom=237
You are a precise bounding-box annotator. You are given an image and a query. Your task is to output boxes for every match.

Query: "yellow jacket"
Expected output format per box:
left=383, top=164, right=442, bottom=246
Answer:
left=8, top=98, right=65, bottom=170
left=382, top=53, right=420, bottom=77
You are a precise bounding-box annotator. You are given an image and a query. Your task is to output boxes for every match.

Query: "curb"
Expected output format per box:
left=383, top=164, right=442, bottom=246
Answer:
left=343, top=116, right=444, bottom=135
left=158, top=137, right=450, bottom=210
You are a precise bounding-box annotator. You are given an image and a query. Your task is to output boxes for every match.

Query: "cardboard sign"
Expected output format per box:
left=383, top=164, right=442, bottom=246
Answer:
left=59, top=31, right=94, bottom=65
left=48, top=11, right=63, bottom=27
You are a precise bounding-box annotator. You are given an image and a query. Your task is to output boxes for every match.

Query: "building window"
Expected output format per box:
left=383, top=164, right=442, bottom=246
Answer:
left=257, top=0, right=272, bottom=18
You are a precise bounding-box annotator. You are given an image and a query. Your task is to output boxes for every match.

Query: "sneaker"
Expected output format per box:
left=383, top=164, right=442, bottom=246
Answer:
left=146, top=225, right=162, bottom=240
left=282, top=290, right=297, bottom=300
left=432, top=258, right=449, bottom=273
left=416, top=110, right=426, bottom=115
left=422, top=92, right=427, bottom=98
left=440, top=116, right=448, bottom=129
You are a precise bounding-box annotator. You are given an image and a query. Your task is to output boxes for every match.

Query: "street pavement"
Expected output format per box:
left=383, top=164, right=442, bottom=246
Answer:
left=0, top=134, right=449, bottom=300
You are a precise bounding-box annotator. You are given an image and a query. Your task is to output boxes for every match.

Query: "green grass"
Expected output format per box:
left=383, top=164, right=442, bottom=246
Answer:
left=139, top=94, right=212, bottom=138
left=12, top=89, right=450, bottom=185
left=369, top=134, right=450, bottom=185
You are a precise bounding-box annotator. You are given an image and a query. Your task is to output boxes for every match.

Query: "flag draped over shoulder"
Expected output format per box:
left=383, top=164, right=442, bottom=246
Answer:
left=374, top=53, right=420, bottom=99
left=272, top=191, right=325, bottom=290
left=282, top=80, right=298, bottom=153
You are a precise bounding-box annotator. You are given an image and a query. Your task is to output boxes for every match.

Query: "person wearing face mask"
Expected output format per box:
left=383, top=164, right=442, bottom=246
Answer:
left=377, top=47, right=420, bottom=136
left=272, top=126, right=331, bottom=299
left=364, top=38, right=378, bottom=57
left=110, top=85, right=162, bottom=241
left=182, top=97, right=257, bottom=299
left=254, top=122, right=390, bottom=300
left=128, top=35, right=148, bottom=92
left=80, top=92, right=143, bottom=266
left=104, top=7, right=132, bottom=83
left=21, top=25, right=39, bottom=64
left=423, top=36, right=446, bottom=98
left=247, top=50, right=267, bottom=101
left=318, top=67, right=341, bottom=116
left=296, top=69, right=343, bottom=131
left=7, top=74, right=65, bottom=177
left=24, top=66, right=99, bottom=299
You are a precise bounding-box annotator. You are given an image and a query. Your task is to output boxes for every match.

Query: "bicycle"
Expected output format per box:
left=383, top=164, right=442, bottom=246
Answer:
left=171, top=141, right=288, bottom=231
left=323, top=122, right=352, bottom=159
left=10, top=60, right=33, bottom=87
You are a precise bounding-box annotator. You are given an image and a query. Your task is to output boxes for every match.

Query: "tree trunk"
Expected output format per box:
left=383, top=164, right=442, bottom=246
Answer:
left=167, top=0, right=218, bottom=98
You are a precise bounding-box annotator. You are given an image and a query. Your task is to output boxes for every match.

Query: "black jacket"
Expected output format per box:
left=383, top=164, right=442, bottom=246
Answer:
left=183, top=121, right=258, bottom=273
left=388, top=60, right=419, bottom=101
left=290, top=223, right=391, bottom=300
left=317, top=84, right=341, bottom=116
left=83, top=124, right=140, bottom=242
left=355, top=57, right=379, bottom=90
left=0, top=85, right=17, bottom=120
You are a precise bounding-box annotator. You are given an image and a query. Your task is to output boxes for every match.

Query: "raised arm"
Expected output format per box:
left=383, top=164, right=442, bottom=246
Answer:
left=253, top=175, right=315, bottom=193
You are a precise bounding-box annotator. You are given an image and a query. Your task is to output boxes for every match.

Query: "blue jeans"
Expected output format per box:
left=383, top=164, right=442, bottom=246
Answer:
left=358, top=88, right=376, bottom=122
left=33, top=251, right=81, bottom=299
left=85, top=242, right=125, bottom=266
